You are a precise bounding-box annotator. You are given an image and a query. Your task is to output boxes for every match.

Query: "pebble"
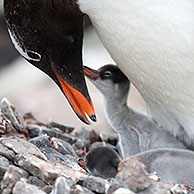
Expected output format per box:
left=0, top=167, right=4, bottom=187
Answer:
left=42, top=185, right=53, bottom=194
left=1, top=165, right=29, bottom=194
left=29, top=135, right=53, bottom=150
left=115, top=156, right=151, bottom=193
left=81, top=176, right=110, bottom=194
left=27, top=124, right=78, bottom=144
left=0, top=142, right=15, bottom=160
left=74, top=128, right=92, bottom=150
left=71, top=184, right=95, bottom=194
left=15, top=153, right=86, bottom=184
left=0, top=156, right=10, bottom=182
left=12, top=181, right=46, bottom=194
left=26, top=124, right=42, bottom=138
left=112, top=188, right=135, bottom=194
left=27, top=176, right=47, bottom=189
left=29, top=135, right=83, bottom=173
left=0, top=136, right=47, bottom=160
left=50, top=176, right=70, bottom=194
left=29, top=135, right=77, bottom=158
left=53, top=138, right=78, bottom=157
left=0, top=113, right=15, bottom=134
left=0, top=98, right=26, bottom=132
left=48, top=121, right=74, bottom=134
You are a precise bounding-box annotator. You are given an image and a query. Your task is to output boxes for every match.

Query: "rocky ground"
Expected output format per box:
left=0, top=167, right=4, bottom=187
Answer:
left=0, top=98, right=193, bottom=194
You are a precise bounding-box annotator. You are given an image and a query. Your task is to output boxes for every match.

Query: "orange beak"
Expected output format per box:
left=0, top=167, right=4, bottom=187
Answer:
left=50, top=61, right=96, bottom=125
left=83, top=66, right=100, bottom=80
left=56, top=73, right=96, bottom=124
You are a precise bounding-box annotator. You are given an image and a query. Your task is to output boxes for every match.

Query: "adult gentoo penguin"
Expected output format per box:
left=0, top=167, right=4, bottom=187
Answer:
left=4, top=1, right=194, bottom=146
left=4, top=0, right=96, bottom=124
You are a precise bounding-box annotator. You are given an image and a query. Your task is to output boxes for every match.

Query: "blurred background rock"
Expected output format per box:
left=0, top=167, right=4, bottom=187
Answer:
left=0, top=1, right=144, bottom=133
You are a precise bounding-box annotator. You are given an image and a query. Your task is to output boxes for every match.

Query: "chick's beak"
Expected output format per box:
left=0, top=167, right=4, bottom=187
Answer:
left=83, top=66, right=100, bottom=80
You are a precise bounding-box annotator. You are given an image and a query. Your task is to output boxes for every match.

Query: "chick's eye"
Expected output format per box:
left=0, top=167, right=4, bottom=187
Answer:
left=104, top=71, right=112, bottom=77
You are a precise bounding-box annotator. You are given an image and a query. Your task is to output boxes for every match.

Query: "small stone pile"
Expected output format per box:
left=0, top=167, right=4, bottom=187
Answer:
left=0, top=98, right=193, bottom=194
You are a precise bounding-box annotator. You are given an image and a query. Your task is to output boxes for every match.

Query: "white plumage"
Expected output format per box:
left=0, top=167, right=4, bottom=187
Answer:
left=78, top=0, right=194, bottom=147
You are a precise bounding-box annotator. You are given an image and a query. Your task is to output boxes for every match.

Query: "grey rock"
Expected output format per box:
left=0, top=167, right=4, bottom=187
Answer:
left=27, top=125, right=78, bottom=144
left=152, top=189, right=171, bottom=194
left=115, top=156, right=151, bottom=193
left=0, top=98, right=26, bottom=132
left=29, top=135, right=77, bottom=158
left=30, top=135, right=82, bottom=172
left=29, top=135, right=53, bottom=150
left=71, top=184, right=95, bottom=194
left=0, top=156, right=10, bottom=181
left=0, top=136, right=47, bottom=160
left=0, top=141, right=15, bottom=160
left=0, top=113, right=15, bottom=134
left=81, top=176, right=110, bottom=194
left=189, top=190, right=194, bottom=194
left=89, top=130, right=101, bottom=144
left=73, top=139, right=85, bottom=150
left=74, top=128, right=101, bottom=150
left=12, top=181, right=46, bottom=194
left=74, top=128, right=92, bottom=149
left=1, top=165, right=29, bottom=194
left=42, top=147, right=68, bottom=162
left=40, top=147, right=81, bottom=172
left=48, top=122, right=74, bottom=134
left=15, top=154, right=52, bottom=183
left=45, top=151, right=82, bottom=172
left=107, top=182, right=124, bottom=194
left=53, top=138, right=77, bottom=157
left=27, top=176, right=47, bottom=189
left=57, top=154, right=84, bottom=173
left=15, top=153, right=86, bottom=185
left=40, top=127, right=77, bottom=144
left=43, top=185, right=53, bottom=194
left=73, top=129, right=101, bottom=152
left=26, top=124, right=41, bottom=138
left=51, top=176, right=70, bottom=194
left=112, top=188, right=135, bottom=194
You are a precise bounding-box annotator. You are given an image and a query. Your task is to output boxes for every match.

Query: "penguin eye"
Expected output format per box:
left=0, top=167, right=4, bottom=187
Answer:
left=8, top=29, right=41, bottom=62
left=26, top=50, right=41, bottom=61
left=104, top=71, right=112, bottom=78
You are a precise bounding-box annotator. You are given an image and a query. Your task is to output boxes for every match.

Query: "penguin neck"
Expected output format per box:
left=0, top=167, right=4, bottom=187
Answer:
left=103, top=92, right=132, bottom=131
left=103, top=91, right=142, bottom=157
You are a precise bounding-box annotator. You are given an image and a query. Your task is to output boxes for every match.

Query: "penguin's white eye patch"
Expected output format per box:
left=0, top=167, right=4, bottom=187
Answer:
left=104, top=71, right=112, bottom=77
left=26, top=50, right=41, bottom=61
left=8, top=29, right=41, bottom=62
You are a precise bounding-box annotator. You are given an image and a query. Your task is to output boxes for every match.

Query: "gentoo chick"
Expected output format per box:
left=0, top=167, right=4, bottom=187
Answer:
left=85, top=146, right=194, bottom=184
left=136, top=148, right=194, bottom=185
left=85, top=146, right=121, bottom=179
left=84, top=64, right=186, bottom=158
